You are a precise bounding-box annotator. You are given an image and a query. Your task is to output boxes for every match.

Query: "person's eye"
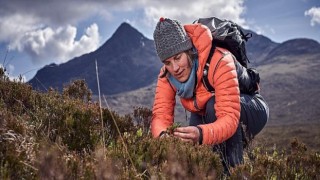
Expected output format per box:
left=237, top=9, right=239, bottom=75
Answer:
left=174, top=54, right=182, bottom=61
left=164, top=61, right=170, bottom=66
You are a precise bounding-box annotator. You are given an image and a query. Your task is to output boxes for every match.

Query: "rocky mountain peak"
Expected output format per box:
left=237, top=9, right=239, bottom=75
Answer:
left=97, top=22, right=146, bottom=54
left=111, top=22, right=144, bottom=40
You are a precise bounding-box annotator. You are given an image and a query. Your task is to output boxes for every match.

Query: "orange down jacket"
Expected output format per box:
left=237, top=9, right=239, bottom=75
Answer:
left=151, top=23, right=241, bottom=145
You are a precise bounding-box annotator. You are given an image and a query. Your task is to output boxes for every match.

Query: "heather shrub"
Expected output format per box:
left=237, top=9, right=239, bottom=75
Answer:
left=0, top=76, right=34, bottom=115
left=0, top=69, right=319, bottom=179
left=106, top=135, right=223, bottom=179
left=231, top=139, right=320, bottom=179
left=133, top=107, right=152, bottom=134
left=99, top=108, right=135, bottom=146
left=0, top=109, right=37, bottom=179
left=63, top=79, right=92, bottom=102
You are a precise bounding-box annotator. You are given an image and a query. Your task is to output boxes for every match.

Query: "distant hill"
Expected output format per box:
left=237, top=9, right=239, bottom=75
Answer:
left=244, top=29, right=279, bottom=65
left=257, top=38, right=320, bottom=125
left=29, top=23, right=162, bottom=95
left=262, top=38, right=320, bottom=63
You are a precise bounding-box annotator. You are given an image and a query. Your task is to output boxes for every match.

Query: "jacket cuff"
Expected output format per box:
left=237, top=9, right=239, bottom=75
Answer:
left=196, top=126, right=203, bottom=145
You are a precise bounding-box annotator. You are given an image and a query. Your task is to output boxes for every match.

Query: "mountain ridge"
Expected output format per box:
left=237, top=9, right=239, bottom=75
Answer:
left=244, top=29, right=279, bottom=65
left=263, top=38, right=320, bottom=64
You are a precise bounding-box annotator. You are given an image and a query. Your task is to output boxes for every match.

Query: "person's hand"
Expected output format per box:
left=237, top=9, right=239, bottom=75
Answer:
left=173, top=126, right=200, bottom=144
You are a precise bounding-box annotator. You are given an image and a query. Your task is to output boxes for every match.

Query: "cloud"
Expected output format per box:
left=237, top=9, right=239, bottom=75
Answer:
left=0, top=0, right=247, bottom=41
left=0, top=14, right=41, bottom=43
left=0, top=0, right=111, bottom=26
left=248, top=22, right=275, bottom=36
left=0, top=0, right=246, bottom=65
left=141, top=0, right=247, bottom=28
left=9, top=24, right=100, bottom=64
left=0, top=0, right=108, bottom=65
left=124, top=0, right=247, bottom=40
left=305, top=7, right=320, bottom=26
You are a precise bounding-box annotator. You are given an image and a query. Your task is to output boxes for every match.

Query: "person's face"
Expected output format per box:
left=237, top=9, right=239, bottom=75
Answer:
left=163, top=52, right=192, bottom=83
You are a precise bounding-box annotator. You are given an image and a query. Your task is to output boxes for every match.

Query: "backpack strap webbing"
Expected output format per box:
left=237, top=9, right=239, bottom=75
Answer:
left=202, top=43, right=230, bottom=93
left=202, top=44, right=216, bottom=93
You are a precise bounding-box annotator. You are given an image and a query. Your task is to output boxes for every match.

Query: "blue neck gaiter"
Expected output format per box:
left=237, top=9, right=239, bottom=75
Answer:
left=168, top=58, right=198, bottom=98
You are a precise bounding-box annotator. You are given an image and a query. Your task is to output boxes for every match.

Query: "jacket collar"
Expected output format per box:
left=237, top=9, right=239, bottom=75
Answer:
left=184, top=24, right=213, bottom=87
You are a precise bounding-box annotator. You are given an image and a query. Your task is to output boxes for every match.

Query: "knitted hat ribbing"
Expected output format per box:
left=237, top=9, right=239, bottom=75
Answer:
left=153, top=17, right=192, bottom=62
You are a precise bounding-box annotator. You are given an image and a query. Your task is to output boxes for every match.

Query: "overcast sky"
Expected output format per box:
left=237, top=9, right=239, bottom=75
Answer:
left=0, top=0, right=319, bottom=81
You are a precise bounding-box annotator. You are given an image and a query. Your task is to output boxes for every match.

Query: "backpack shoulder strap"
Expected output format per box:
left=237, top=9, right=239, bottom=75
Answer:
left=202, top=44, right=216, bottom=93
left=202, top=43, right=230, bottom=93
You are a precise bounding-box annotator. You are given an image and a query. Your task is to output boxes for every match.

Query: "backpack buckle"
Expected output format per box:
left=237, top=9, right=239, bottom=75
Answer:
left=203, top=69, right=208, bottom=76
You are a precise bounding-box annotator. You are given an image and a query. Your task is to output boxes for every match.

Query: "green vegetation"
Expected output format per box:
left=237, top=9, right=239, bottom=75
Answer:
left=166, top=122, right=181, bottom=135
left=0, top=67, right=319, bottom=179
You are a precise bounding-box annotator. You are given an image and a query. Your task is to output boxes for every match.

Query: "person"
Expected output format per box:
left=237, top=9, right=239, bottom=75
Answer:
left=151, top=17, right=269, bottom=172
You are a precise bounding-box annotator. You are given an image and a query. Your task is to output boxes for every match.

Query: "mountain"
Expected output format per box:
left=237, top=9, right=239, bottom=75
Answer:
left=262, top=38, right=320, bottom=63
left=29, top=23, right=162, bottom=95
left=244, top=29, right=279, bottom=65
left=257, top=38, right=320, bottom=124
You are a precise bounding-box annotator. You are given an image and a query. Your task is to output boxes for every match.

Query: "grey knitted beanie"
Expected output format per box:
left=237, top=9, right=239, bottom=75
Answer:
left=153, top=17, right=193, bottom=62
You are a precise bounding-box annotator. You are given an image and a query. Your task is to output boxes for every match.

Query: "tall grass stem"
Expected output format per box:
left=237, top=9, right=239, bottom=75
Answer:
left=103, top=95, right=142, bottom=178
left=95, top=60, right=105, bottom=156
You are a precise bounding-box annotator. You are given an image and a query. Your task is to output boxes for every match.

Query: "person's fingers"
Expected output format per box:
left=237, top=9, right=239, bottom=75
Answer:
left=175, top=126, right=195, bottom=133
left=173, top=131, right=196, bottom=140
left=173, top=126, right=200, bottom=144
left=174, top=127, right=188, bottom=133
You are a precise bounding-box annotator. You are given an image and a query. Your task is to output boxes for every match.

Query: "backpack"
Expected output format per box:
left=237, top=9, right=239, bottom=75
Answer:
left=194, top=16, right=260, bottom=95
left=194, top=16, right=251, bottom=68
left=195, top=17, right=264, bottom=146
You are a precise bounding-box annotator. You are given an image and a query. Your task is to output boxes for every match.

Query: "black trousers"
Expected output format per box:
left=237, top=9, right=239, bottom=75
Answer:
left=189, top=93, right=269, bottom=171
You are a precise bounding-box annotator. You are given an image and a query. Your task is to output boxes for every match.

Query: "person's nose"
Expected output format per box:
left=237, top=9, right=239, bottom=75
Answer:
left=172, top=62, right=179, bottom=72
